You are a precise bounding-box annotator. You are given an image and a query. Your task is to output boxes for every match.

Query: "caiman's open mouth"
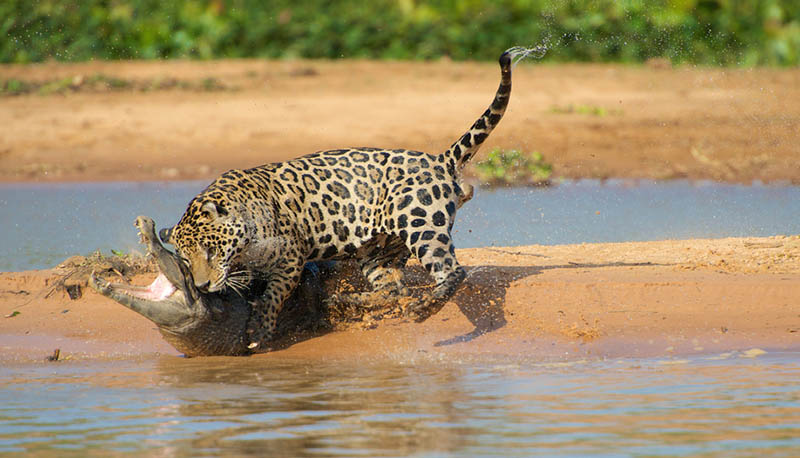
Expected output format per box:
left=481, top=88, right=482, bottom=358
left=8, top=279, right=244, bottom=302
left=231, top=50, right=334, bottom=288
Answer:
left=91, top=272, right=178, bottom=302
left=89, top=215, right=200, bottom=331
left=90, top=215, right=184, bottom=304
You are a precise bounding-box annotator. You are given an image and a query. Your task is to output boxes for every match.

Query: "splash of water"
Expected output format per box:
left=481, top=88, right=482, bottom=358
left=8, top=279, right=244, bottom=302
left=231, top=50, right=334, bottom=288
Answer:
left=505, top=40, right=550, bottom=68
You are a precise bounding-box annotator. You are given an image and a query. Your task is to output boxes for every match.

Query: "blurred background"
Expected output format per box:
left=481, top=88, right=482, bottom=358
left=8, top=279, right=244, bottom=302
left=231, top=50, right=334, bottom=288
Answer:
left=2, top=0, right=799, bottom=268
left=3, top=0, right=799, bottom=66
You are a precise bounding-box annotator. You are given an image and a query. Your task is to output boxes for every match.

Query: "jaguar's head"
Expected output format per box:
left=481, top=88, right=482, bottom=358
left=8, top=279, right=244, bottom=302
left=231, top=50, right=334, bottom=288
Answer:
left=162, top=197, right=248, bottom=294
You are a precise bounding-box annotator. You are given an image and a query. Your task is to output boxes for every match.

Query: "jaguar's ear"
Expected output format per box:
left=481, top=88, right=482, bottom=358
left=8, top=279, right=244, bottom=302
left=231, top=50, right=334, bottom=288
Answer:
left=159, top=226, right=173, bottom=244
left=200, top=200, right=228, bottom=219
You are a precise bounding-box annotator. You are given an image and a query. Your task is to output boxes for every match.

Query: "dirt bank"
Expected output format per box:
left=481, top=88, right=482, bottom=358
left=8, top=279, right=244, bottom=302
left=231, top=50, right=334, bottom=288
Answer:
left=2, top=237, right=798, bottom=364
left=1, top=59, right=799, bottom=184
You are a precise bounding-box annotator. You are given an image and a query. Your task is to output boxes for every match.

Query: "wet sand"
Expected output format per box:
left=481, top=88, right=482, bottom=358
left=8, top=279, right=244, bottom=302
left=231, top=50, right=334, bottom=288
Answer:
left=3, top=236, right=798, bottom=364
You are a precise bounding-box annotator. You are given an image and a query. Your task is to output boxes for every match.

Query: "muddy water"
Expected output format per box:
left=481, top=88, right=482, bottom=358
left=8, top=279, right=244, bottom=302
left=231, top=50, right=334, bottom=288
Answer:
left=1, top=352, right=798, bottom=455
left=2, top=180, right=800, bottom=271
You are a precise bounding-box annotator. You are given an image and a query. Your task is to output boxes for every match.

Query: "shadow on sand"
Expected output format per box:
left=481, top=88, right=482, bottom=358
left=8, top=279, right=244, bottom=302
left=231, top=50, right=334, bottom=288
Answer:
left=432, top=260, right=661, bottom=347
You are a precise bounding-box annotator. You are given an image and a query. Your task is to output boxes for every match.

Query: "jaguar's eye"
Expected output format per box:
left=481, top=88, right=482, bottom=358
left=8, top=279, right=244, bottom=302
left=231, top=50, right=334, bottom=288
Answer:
left=207, top=246, right=217, bottom=261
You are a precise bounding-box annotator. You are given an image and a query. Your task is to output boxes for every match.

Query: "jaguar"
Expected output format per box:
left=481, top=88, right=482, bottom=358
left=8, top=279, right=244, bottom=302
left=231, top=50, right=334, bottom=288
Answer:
left=161, top=46, right=541, bottom=350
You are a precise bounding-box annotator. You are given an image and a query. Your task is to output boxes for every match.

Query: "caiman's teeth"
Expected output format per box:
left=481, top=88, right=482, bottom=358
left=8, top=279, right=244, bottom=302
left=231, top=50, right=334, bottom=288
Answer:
left=89, top=270, right=111, bottom=293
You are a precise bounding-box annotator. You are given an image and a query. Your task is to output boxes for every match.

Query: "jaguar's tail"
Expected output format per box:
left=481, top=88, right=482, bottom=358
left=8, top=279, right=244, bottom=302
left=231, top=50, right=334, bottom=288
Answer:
left=443, top=46, right=546, bottom=169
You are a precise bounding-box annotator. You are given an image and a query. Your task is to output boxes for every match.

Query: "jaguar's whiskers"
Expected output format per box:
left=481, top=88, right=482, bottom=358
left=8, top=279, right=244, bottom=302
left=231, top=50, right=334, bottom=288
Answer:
left=225, top=270, right=251, bottom=298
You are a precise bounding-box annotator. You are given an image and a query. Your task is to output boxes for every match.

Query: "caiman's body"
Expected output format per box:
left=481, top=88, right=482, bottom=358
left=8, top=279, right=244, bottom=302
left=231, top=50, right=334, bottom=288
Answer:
left=90, top=216, right=324, bottom=356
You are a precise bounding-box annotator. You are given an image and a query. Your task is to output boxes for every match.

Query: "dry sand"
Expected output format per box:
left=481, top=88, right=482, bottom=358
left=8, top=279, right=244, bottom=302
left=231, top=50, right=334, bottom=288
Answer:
left=1, top=58, right=799, bottom=183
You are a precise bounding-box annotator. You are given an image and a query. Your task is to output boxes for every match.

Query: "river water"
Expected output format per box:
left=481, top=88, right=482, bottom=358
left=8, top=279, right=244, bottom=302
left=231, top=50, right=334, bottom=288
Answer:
left=2, top=179, right=799, bottom=271
left=1, top=352, right=799, bottom=456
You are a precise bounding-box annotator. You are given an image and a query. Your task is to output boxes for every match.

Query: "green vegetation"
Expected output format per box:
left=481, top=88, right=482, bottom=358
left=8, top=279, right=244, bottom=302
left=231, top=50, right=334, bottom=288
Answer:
left=0, top=79, right=30, bottom=95
left=0, top=73, right=231, bottom=96
left=474, top=148, right=552, bottom=186
left=549, top=104, right=622, bottom=117
left=2, top=1, right=798, bottom=66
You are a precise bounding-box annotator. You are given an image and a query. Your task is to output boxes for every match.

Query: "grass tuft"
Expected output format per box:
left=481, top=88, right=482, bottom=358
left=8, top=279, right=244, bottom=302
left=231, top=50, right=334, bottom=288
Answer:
left=474, top=148, right=552, bottom=187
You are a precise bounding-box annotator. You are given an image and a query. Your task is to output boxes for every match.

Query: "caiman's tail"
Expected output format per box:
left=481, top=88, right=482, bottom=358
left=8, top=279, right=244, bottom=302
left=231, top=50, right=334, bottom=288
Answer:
left=443, top=46, right=546, bottom=169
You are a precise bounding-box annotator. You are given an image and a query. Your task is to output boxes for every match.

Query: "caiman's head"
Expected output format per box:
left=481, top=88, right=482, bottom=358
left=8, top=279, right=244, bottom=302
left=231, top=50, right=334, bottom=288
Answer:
left=89, top=216, right=252, bottom=356
left=161, top=194, right=249, bottom=294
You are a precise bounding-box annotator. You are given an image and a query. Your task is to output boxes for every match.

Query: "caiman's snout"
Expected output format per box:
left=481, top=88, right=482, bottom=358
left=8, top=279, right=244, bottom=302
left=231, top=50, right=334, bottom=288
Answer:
left=90, top=215, right=255, bottom=357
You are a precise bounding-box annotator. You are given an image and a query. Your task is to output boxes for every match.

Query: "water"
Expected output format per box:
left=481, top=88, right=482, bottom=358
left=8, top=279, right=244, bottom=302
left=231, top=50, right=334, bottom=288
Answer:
left=2, top=180, right=799, bottom=455
left=2, top=180, right=799, bottom=272
left=0, top=181, right=202, bottom=271
left=455, top=179, right=800, bottom=247
left=1, top=353, right=798, bottom=456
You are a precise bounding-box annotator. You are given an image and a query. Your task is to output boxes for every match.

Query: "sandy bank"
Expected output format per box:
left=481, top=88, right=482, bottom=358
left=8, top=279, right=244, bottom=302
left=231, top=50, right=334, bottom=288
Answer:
left=2, top=236, right=798, bottom=364
left=1, top=59, right=799, bottom=184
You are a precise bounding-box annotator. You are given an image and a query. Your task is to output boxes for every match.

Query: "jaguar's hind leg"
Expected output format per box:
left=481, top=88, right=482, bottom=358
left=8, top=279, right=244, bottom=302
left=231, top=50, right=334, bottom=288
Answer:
left=360, top=235, right=411, bottom=296
left=404, top=227, right=466, bottom=322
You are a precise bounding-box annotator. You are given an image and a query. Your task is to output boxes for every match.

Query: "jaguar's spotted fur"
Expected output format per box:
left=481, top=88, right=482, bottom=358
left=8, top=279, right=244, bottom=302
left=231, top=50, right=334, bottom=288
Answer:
left=162, top=47, right=535, bottom=351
